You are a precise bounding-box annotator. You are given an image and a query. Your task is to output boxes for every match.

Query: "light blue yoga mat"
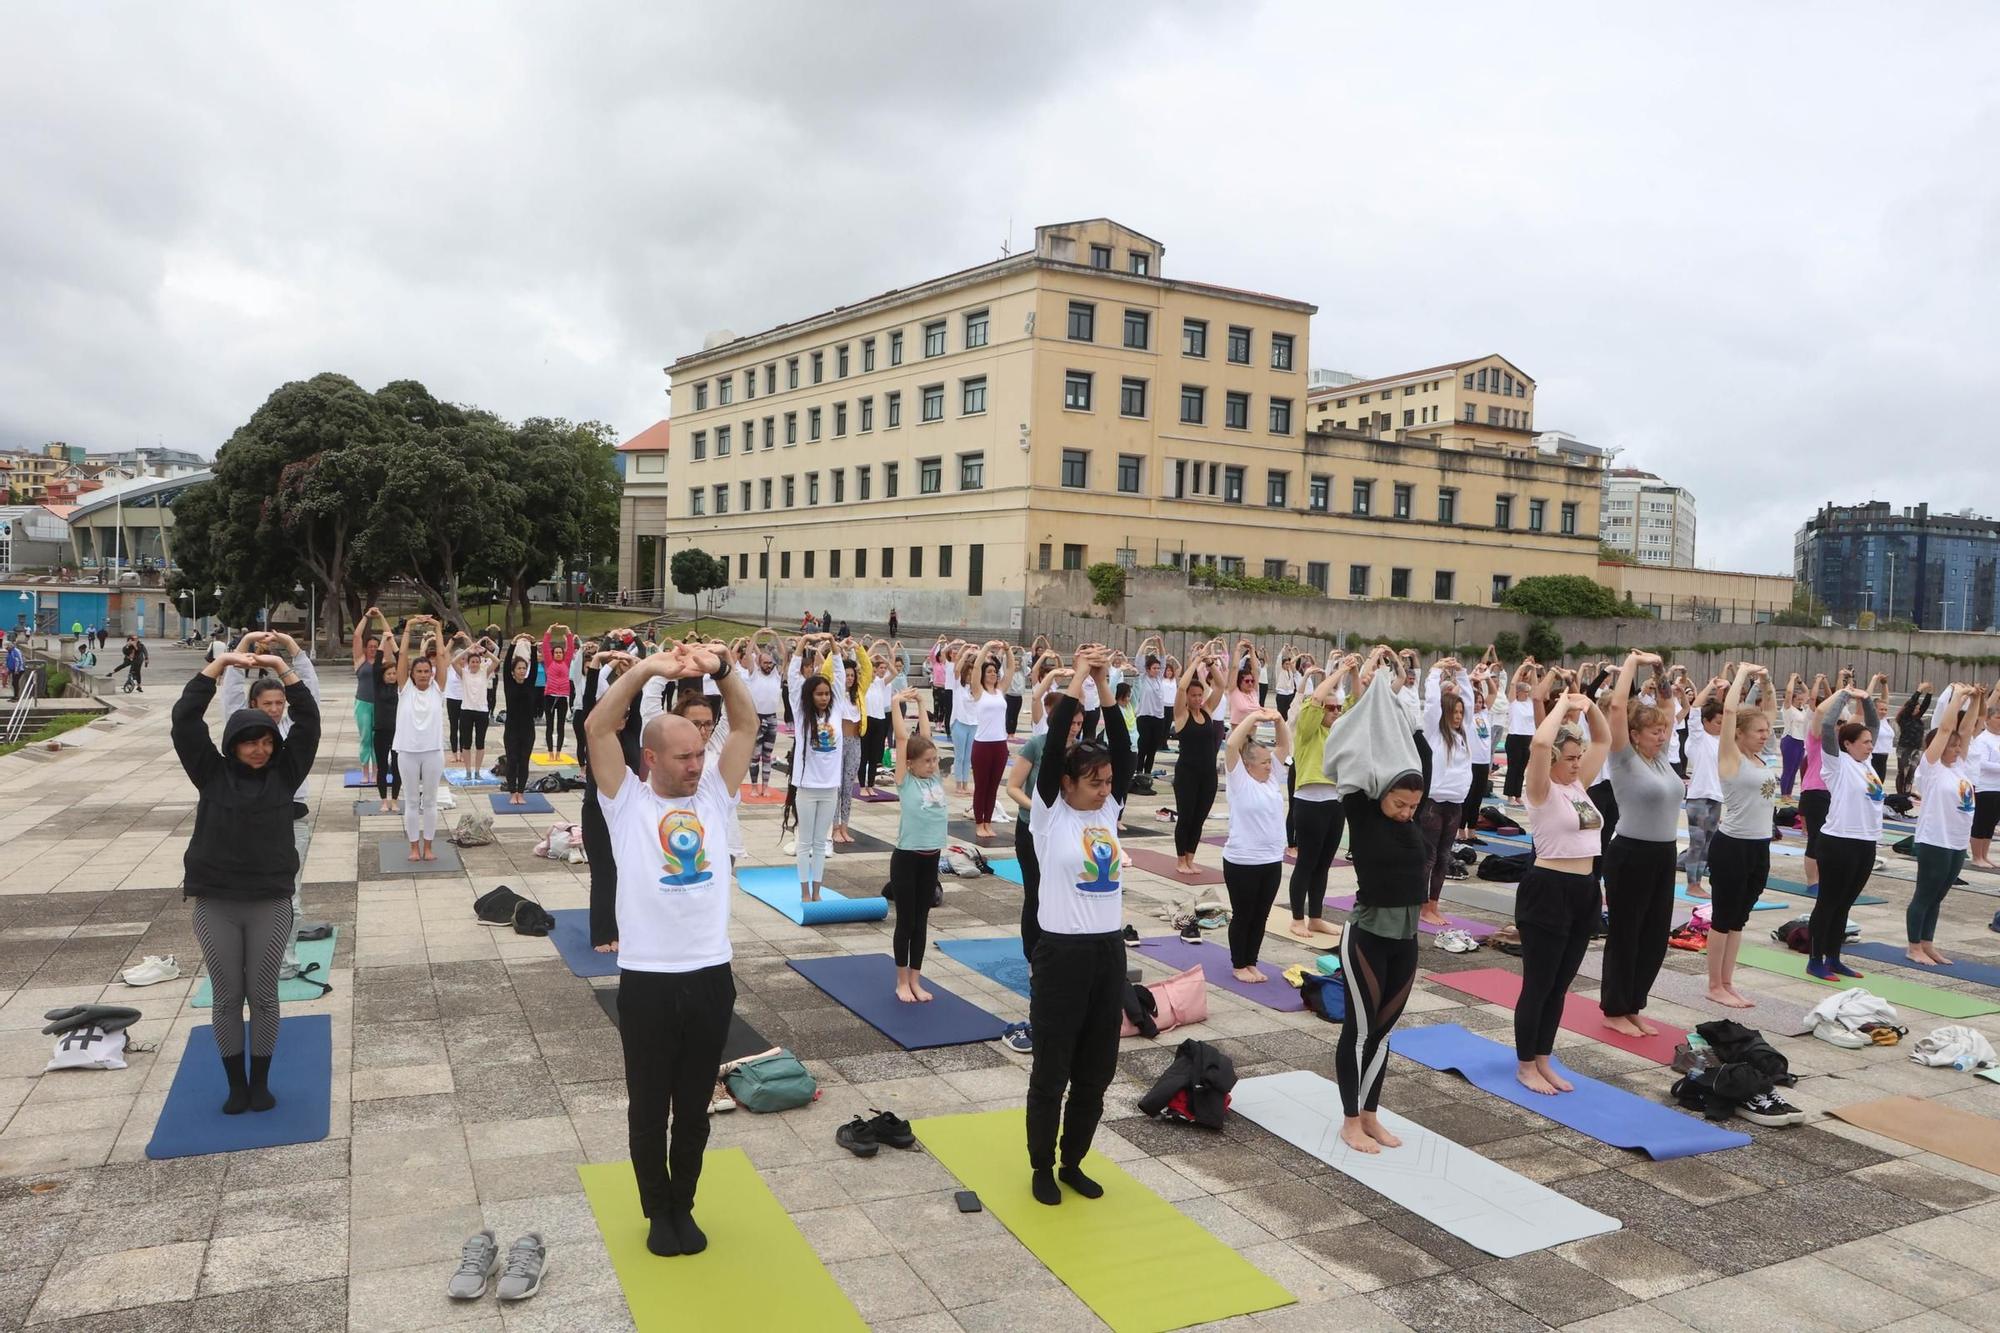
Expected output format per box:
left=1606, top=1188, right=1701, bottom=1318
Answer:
left=1389, top=1024, right=1750, bottom=1161
left=1679, top=887, right=1789, bottom=912
left=937, top=937, right=1033, bottom=999
left=1767, top=878, right=1887, bottom=906
left=192, top=931, right=338, bottom=1007
left=737, top=866, right=889, bottom=925
left=986, top=858, right=1024, bottom=886
left=1845, top=942, right=2000, bottom=989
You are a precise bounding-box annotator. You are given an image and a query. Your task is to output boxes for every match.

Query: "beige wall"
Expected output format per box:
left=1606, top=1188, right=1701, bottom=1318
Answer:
left=1602, top=561, right=1796, bottom=624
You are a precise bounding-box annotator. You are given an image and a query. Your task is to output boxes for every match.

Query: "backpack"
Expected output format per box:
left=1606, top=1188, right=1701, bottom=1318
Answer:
left=1298, top=971, right=1346, bottom=1023
left=1478, top=851, right=1533, bottom=882
left=1774, top=916, right=1812, bottom=953
left=449, top=812, right=495, bottom=847
left=941, top=844, right=989, bottom=877
left=724, top=1049, right=817, bottom=1112
left=472, top=884, right=556, bottom=937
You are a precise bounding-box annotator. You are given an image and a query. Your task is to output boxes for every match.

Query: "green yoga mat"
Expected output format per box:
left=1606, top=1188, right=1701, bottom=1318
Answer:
left=580, top=1151, right=863, bottom=1332
left=190, top=930, right=337, bottom=1007
left=914, top=1109, right=1293, bottom=1333
left=1736, top=944, right=2000, bottom=1018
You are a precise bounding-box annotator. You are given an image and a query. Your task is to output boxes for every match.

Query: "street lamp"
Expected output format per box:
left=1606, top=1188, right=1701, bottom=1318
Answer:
left=762, top=534, right=776, bottom=628
left=1450, top=614, right=1464, bottom=657
left=293, top=583, right=314, bottom=650
left=179, top=587, right=197, bottom=640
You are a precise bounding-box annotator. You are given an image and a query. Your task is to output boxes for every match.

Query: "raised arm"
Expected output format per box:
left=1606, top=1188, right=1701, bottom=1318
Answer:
left=1224, top=709, right=1263, bottom=771
left=1608, top=650, right=1660, bottom=753
left=1037, top=657, right=1090, bottom=807
left=397, top=617, right=419, bottom=678
left=1717, top=663, right=1759, bottom=780
left=1524, top=691, right=1583, bottom=807
left=702, top=645, right=756, bottom=791
left=588, top=651, right=678, bottom=803
left=891, top=687, right=928, bottom=775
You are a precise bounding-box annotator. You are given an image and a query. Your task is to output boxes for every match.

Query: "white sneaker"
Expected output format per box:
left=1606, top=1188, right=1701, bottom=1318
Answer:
left=121, top=955, right=180, bottom=986
left=708, top=1082, right=736, bottom=1114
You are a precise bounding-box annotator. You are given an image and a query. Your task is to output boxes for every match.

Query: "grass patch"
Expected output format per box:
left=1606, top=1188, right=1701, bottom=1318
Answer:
left=645, top=618, right=762, bottom=643
left=0, top=712, right=98, bottom=759
left=456, top=603, right=658, bottom=640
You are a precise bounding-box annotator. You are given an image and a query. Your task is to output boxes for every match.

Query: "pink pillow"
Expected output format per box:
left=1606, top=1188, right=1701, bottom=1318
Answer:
left=1153, top=964, right=1209, bottom=1029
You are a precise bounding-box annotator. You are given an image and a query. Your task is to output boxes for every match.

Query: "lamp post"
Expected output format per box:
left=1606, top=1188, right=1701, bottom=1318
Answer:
left=1613, top=620, right=1626, bottom=651
left=179, top=587, right=196, bottom=640
left=293, top=583, right=314, bottom=651
left=761, top=534, right=775, bottom=628
left=1450, top=614, right=1464, bottom=657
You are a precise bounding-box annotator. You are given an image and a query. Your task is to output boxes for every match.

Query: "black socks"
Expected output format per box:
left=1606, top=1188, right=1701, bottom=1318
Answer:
left=670, top=1210, right=707, bottom=1255
left=248, top=1055, right=276, bottom=1113
left=1031, top=1168, right=1061, bottom=1205
left=646, top=1214, right=682, bottom=1257
left=1059, top=1165, right=1104, bottom=1199
left=219, top=1050, right=251, bottom=1116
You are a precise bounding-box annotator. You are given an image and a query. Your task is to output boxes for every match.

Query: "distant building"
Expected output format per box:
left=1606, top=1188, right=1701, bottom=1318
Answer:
left=615, top=420, right=671, bottom=606
left=1535, top=429, right=1616, bottom=471
left=1796, top=500, right=2000, bottom=631
left=1600, top=561, right=1793, bottom=625
left=1601, top=467, right=1697, bottom=567
left=0, top=505, right=75, bottom=572
left=1304, top=354, right=1541, bottom=456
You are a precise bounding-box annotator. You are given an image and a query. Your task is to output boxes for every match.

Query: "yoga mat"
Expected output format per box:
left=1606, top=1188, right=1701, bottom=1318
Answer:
left=1441, top=882, right=1521, bottom=916
left=1829, top=1096, right=2000, bottom=1178
left=449, top=771, right=502, bottom=788
left=591, top=991, right=774, bottom=1062
left=831, top=828, right=896, bottom=856
left=1389, top=1024, right=1749, bottom=1160
left=1326, top=895, right=1497, bottom=940
left=191, top=931, right=338, bottom=1007
left=549, top=908, right=618, bottom=977
left=1842, top=942, right=2000, bottom=990
left=788, top=953, right=1008, bottom=1048
left=1736, top=944, right=2000, bottom=1018
left=736, top=866, right=888, bottom=925
left=531, top=751, right=578, bottom=767
left=737, top=785, right=787, bottom=806
left=1575, top=952, right=1812, bottom=1036
left=1125, top=846, right=1223, bottom=885
left=1232, top=1070, right=1621, bottom=1259
left=351, top=799, right=397, bottom=817
left=490, top=792, right=555, bottom=815
left=342, top=768, right=370, bottom=788
left=1133, top=936, right=1304, bottom=1012
left=949, top=821, right=1018, bottom=849
left=914, top=1109, right=1294, bottom=1332
left=1679, top=886, right=1790, bottom=912
left=854, top=788, right=898, bottom=803
left=146, top=1014, right=333, bottom=1160
left=937, top=936, right=1034, bottom=999
left=1425, top=967, right=1685, bottom=1065
left=1765, top=878, right=1888, bottom=906
left=1265, top=906, right=1340, bottom=950
left=1203, top=836, right=1296, bottom=865
left=985, top=858, right=1024, bottom=886
left=373, top=837, right=464, bottom=876
left=580, top=1151, right=865, bottom=1332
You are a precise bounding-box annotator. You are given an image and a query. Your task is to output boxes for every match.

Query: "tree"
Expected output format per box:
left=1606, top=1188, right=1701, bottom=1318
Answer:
left=1522, top=618, right=1564, bottom=663
left=368, top=411, right=519, bottom=632
left=1598, top=542, right=1636, bottom=566
left=1501, top=574, right=1626, bottom=619
left=671, top=547, right=729, bottom=617
left=1772, top=584, right=1823, bottom=628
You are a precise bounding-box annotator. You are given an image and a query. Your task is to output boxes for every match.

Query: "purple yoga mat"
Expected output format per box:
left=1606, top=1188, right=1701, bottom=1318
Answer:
left=1134, top=936, right=1305, bottom=1012
left=855, top=788, right=898, bottom=802
left=1325, top=895, right=1498, bottom=940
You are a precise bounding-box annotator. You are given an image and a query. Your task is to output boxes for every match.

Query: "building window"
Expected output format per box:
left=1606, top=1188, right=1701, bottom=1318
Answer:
left=1478, top=368, right=1489, bottom=391
left=786, top=358, right=799, bottom=389
left=1263, top=559, right=1287, bottom=581
left=689, top=490, right=704, bottom=516
left=919, top=458, right=941, bottom=494
left=1434, top=571, right=1455, bottom=601
left=1266, top=471, right=1287, bottom=508
left=1038, top=543, right=1051, bottom=570
left=939, top=545, right=953, bottom=578
left=833, top=403, right=847, bottom=437
left=765, top=364, right=775, bottom=394
left=691, top=430, right=706, bottom=461
left=804, top=551, right=814, bottom=579
left=1061, top=449, right=1088, bottom=488
left=862, top=338, right=875, bottom=372
left=1309, top=474, right=1330, bottom=513
left=1306, top=561, right=1328, bottom=593
left=1128, top=251, right=1150, bottom=275
left=781, top=551, right=791, bottom=580
left=1269, top=397, right=1292, bottom=434
left=743, top=372, right=754, bottom=400
left=859, top=398, right=874, bottom=432
left=1226, top=326, right=1250, bottom=364
left=1270, top=333, right=1294, bottom=371
left=889, top=331, right=904, bottom=366
left=1492, top=574, right=1512, bottom=602
left=808, top=407, right=821, bottom=441
left=1119, top=377, right=1147, bottom=416
left=909, top=545, right=922, bottom=578
left=958, top=452, right=984, bottom=490
left=1223, top=466, right=1244, bottom=504
left=961, top=376, right=987, bottom=415
left=712, top=483, right=728, bottom=514
left=1438, top=488, right=1457, bottom=525
left=807, top=472, right=820, bottom=505
left=1561, top=502, right=1578, bottom=535
left=1348, top=564, right=1369, bottom=596
left=810, top=352, right=823, bottom=385
left=829, top=548, right=841, bottom=579
left=885, top=462, right=899, bottom=497
left=1224, top=391, right=1249, bottom=430
left=1528, top=499, right=1546, bottom=532
left=830, top=345, right=845, bottom=379
left=1393, top=483, right=1413, bottom=519
left=635, top=453, right=664, bottom=474
left=886, top=392, right=901, bottom=428
left=1495, top=496, right=1513, bottom=530
left=1488, top=406, right=1502, bottom=426
left=784, top=412, right=797, bottom=445
left=882, top=547, right=894, bottom=579
left=921, top=385, right=944, bottom=422
left=1464, top=402, right=1477, bottom=422
left=1352, top=479, right=1373, bottom=515
left=964, top=310, right=988, bottom=349
left=762, top=417, right=775, bottom=449
left=758, top=550, right=769, bottom=580
left=852, top=547, right=866, bottom=579
left=760, top=478, right=772, bottom=509
left=1117, top=454, right=1142, bottom=493
left=1065, top=371, right=1093, bottom=411
left=1403, top=409, right=1415, bottom=427
left=1390, top=568, right=1410, bottom=599
left=740, top=480, right=751, bottom=511
left=1067, top=302, right=1095, bottom=341
left=1062, top=543, right=1085, bottom=570
left=832, top=469, right=844, bottom=503
left=1123, top=309, right=1149, bottom=350
left=1182, top=319, right=1207, bottom=357
left=783, top=475, right=795, bottom=507
left=923, top=322, right=946, bottom=358
left=693, top=382, right=708, bottom=411
left=1180, top=385, right=1205, bottom=424
left=1090, top=244, right=1111, bottom=269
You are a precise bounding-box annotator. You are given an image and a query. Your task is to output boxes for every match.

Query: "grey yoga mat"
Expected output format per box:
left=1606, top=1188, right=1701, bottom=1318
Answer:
left=1231, top=1070, right=1620, bottom=1258
left=1574, top=951, right=1812, bottom=1036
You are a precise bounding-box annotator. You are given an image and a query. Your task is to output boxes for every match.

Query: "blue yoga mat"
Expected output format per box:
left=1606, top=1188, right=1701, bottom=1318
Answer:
left=788, top=953, right=1009, bottom=1048
left=454, top=772, right=502, bottom=788
left=1678, top=887, right=1788, bottom=912
left=146, top=1014, right=332, bottom=1160
left=342, top=769, right=370, bottom=788
left=1768, top=879, right=1888, bottom=906
left=737, top=866, right=889, bottom=925
left=549, top=908, right=618, bottom=977
left=987, top=858, right=1024, bottom=886
left=1845, top=942, right=2000, bottom=989
left=1388, top=1024, right=1750, bottom=1161
left=491, top=792, right=555, bottom=815
left=937, top=937, right=1033, bottom=999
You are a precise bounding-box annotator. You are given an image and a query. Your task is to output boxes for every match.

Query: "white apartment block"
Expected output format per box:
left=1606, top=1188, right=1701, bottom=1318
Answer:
left=1601, top=467, right=1696, bottom=567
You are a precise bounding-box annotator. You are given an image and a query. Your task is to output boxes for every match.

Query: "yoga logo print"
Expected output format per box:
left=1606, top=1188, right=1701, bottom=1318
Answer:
left=1075, top=827, right=1121, bottom=894
left=810, top=720, right=836, bottom=752
left=655, top=809, right=712, bottom=888
left=1863, top=766, right=1885, bottom=803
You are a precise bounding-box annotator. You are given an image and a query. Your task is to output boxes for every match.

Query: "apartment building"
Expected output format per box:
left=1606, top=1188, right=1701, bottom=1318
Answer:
left=1600, top=468, right=1697, bottom=567
left=1797, top=500, right=2000, bottom=631
left=614, top=420, right=671, bottom=605
left=1304, top=355, right=1540, bottom=454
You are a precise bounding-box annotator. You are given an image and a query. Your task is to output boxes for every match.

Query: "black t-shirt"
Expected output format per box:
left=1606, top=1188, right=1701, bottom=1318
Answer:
left=1341, top=792, right=1426, bottom=908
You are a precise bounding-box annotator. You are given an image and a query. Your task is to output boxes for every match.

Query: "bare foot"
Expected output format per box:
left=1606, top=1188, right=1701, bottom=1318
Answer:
left=913, top=983, right=934, bottom=1002
left=510, top=794, right=525, bottom=806
left=407, top=846, right=422, bottom=862
left=1177, top=861, right=1200, bottom=877
left=1419, top=905, right=1448, bottom=928
left=1537, top=1058, right=1575, bottom=1093
left=895, top=984, right=916, bottom=1003
left=378, top=802, right=391, bottom=815
left=1906, top=947, right=1938, bottom=966
left=1684, top=884, right=1711, bottom=899
left=1706, top=986, right=1753, bottom=1009
left=1233, top=966, right=1267, bottom=983
left=1289, top=921, right=1314, bottom=940
left=1360, top=1113, right=1402, bottom=1148
left=1603, top=1015, right=1648, bottom=1038
left=1338, top=1119, right=1382, bottom=1154
left=1725, top=987, right=1757, bottom=1007
left=1309, top=919, right=1341, bottom=936
left=1633, top=1016, right=1659, bottom=1037
left=1517, top=1065, right=1560, bottom=1096
left=1925, top=944, right=1954, bottom=965
left=421, top=845, right=437, bottom=862
left=976, top=825, right=993, bottom=838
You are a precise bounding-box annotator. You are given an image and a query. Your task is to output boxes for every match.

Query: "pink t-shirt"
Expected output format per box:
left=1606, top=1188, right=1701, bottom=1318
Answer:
left=541, top=631, right=575, bottom=699
left=1528, top=779, right=1604, bottom=860
left=1801, top=728, right=1825, bottom=793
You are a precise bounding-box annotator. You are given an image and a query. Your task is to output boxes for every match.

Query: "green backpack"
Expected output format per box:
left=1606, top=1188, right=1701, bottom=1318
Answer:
left=724, top=1049, right=817, bottom=1113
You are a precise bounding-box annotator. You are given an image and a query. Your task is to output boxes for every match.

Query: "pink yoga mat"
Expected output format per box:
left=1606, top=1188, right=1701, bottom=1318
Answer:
left=1199, top=836, right=1352, bottom=869
left=1325, top=896, right=1496, bottom=940
left=1124, top=847, right=1224, bottom=885
left=1425, top=967, right=1685, bottom=1065
left=1134, top=936, right=1304, bottom=1012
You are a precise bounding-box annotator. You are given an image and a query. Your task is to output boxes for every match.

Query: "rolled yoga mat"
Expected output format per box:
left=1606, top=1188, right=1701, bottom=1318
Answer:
left=1133, top=936, right=1304, bottom=1013
left=936, top=936, right=1034, bottom=1000
left=191, top=930, right=338, bottom=1007
left=1231, top=1070, right=1621, bottom=1259
left=736, top=866, right=889, bottom=925
left=580, top=1151, right=865, bottom=1332
left=1829, top=1096, right=2000, bottom=1177
left=146, top=1014, right=333, bottom=1160
left=1325, top=894, right=1497, bottom=940
left=1388, top=1023, right=1750, bottom=1160
left=489, top=792, right=554, bottom=815
left=1425, top=967, right=1686, bottom=1065
left=548, top=908, right=618, bottom=978
left=1574, top=951, right=1812, bottom=1036
left=787, top=952, right=1008, bottom=1049
left=914, top=1108, right=1294, bottom=1332
left=1124, top=846, right=1224, bottom=885
left=1843, top=941, right=2000, bottom=989
left=1736, top=943, right=2000, bottom=1018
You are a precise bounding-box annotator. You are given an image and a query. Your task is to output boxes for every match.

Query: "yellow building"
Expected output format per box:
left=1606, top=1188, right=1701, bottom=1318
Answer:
left=655, top=222, right=1600, bottom=625
left=1306, top=355, right=1539, bottom=453
left=0, top=452, right=63, bottom=501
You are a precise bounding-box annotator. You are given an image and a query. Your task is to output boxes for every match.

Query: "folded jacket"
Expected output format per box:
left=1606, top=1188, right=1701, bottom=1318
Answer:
left=42, top=1004, right=143, bottom=1035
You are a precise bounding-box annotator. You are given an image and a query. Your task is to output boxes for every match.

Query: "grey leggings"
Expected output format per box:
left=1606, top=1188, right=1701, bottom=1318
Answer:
left=192, top=896, right=293, bottom=1058
left=836, top=736, right=862, bottom=828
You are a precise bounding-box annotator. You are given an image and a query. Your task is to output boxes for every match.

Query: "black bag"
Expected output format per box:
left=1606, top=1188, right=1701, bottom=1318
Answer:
left=1696, top=1020, right=1795, bottom=1087
left=1773, top=916, right=1812, bottom=953
left=1478, top=851, right=1533, bottom=882
left=473, top=884, right=556, bottom=937
left=1121, top=980, right=1160, bottom=1039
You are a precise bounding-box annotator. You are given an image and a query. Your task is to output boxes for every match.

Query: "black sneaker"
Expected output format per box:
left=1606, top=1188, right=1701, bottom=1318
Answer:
left=1121, top=925, right=1140, bottom=947
left=836, top=1116, right=880, bottom=1157
left=863, top=1108, right=915, bottom=1149
left=1736, top=1089, right=1807, bottom=1127
left=1178, top=920, right=1201, bottom=942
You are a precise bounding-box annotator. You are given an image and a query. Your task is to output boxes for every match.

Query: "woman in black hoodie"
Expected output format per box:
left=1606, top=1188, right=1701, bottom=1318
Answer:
left=172, top=647, right=321, bottom=1114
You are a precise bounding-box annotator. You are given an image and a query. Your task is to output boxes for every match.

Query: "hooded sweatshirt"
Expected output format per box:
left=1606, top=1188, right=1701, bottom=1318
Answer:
left=172, top=673, right=321, bottom=900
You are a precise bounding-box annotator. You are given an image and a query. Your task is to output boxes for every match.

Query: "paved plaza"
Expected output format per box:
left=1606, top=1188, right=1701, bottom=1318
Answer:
left=2, top=646, right=2000, bottom=1332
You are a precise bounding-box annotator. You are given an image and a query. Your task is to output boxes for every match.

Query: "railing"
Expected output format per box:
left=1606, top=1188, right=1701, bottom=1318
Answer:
left=3, top=669, right=41, bottom=746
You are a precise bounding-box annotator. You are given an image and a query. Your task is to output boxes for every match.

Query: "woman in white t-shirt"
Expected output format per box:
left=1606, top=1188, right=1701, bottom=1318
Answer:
left=1221, top=707, right=1292, bottom=982
left=453, top=640, right=495, bottom=785
left=782, top=638, right=862, bottom=900
left=1502, top=662, right=1540, bottom=803
left=393, top=616, right=449, bottom=861
left=1970, top=703, right=2000, bottom=870
left=1807, top=680, right=1886, bottom=979
left=967, top=645, right=1016, bottom=838
left=441, top=634, right=467, bottom=768
left=1908, top=685, right=1986, bottom=965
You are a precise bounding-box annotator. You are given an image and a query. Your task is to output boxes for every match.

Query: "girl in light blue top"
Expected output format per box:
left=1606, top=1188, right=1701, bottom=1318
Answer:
left=889, top=687, right=949, bottom=1003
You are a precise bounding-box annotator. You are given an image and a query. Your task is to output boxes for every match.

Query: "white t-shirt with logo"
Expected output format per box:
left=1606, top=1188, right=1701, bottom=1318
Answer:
left=1915, top=757, right=1976, bottom=852
left=1684, top=728, right=1722, bottom=801
left=1031, top=792, right=1125, bottom=936
left=1469, top=705, right=1494, bottom=765
left=603, top=765, right=736, bottom=973
left=1822, top=751, right=1886, bottom=843
left=1969, top=731, right=2000, bottom=794
left=1221, top=762, right=1287, bottom=865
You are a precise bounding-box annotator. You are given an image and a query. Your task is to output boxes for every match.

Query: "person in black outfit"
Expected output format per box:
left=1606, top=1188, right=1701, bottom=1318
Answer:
left=581, top=644, right=647, bottom=949
left=354, top=610, right=402, bottom=814
left=1170, top=649, right=1225, bottom=875
left=500, top=637, right=542, bottom=804
left=1337, top=773, right=1425, bottom=1153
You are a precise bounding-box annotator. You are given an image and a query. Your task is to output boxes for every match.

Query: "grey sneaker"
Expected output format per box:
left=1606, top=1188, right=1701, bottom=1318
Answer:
left=447, top=1230, right=499, bottom=1299
left=496, top=1232, right=547, bottom=1301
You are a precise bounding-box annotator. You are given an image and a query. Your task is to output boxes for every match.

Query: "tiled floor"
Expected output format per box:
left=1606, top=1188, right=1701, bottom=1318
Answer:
left=2, top=645, right=1998, bottom=1331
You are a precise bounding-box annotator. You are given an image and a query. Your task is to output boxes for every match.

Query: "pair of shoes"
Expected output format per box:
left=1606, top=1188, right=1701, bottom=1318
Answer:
left=448, top=1230, right=547, bottom=1301
left=1001, top=1021, right=1033, bottom=1054
left=1443, top=862, right=1470, bottom=880
left=120, top=955, right=179, bottom=986
left=1120, top=925, right=1140, bottom=947
left=1177, top=920, right=1201, bottom=942
left=1735, top=1089, right=1808, bottom=1126
left=1435, top=929, right=1479, bottom=954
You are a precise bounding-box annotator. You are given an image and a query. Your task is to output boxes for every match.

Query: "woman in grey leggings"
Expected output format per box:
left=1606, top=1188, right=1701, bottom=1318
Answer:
left=171, top=646, right=321, bottom=1114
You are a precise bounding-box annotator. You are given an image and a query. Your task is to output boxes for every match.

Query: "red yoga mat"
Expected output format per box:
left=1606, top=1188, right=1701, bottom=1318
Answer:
left=1424, top=967, right=1685, bottom=1066
left=1124, top=846, right=1225, bottom=886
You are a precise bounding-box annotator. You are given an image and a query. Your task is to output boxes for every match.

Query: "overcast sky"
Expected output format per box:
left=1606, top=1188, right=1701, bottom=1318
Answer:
left=5, top=2, right=1995, bottom=572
